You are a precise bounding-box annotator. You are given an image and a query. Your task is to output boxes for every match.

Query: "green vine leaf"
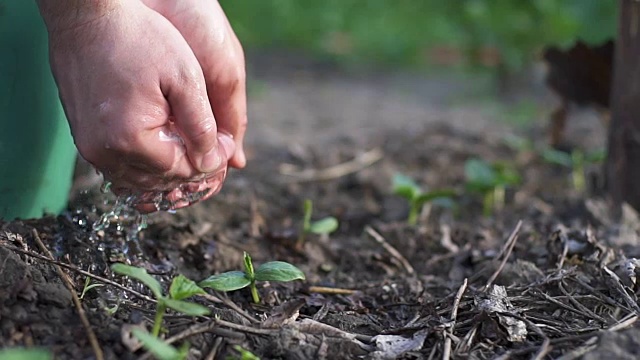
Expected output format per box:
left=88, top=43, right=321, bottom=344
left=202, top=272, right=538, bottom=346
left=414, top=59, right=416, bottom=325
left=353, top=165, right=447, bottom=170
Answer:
left=199, top=271, right=251, bottom=292
left=255, top=261, right=306, bottom=282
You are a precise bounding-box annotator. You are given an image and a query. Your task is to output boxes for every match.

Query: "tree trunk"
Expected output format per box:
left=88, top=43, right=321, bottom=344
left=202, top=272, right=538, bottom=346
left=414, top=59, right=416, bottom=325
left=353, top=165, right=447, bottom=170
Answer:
left=605, top=0, right=640, bottom=215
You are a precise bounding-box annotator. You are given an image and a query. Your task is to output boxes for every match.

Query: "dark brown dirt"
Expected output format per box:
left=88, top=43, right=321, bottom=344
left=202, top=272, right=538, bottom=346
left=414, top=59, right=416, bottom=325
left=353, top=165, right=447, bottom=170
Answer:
left=1, top=57, right=636, bottom=360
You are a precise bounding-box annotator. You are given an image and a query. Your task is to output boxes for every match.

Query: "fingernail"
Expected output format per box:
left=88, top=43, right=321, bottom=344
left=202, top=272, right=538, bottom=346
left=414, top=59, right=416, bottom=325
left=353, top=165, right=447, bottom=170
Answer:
left=235, top=148, right=247, bottom=167
left=198, top=133, right=235, bottom=173
left=199, top=146, right=223, bottom=173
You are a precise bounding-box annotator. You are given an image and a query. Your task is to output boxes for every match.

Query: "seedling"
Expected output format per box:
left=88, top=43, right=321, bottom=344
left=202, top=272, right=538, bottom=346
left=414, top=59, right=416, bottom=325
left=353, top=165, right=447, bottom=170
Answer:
left=80, top=276, right=104, bottom=300
left=226, top=345, right=260, bottom=360
left=199, top=252, right=305, bottom=304
left=392, top=173, right=456, bottom=225
left=0, top=348, right=51, bottom=360
left=111, top=264, right=210, bottom=337
left=464, top=158, right=521, bottom=216
left=503, top=134, right=534, bottom=153
left=298, top=199, right=338, bottom=246
left=132, top=328, right=189, bottom=360
left=541, top=148, right=605, bottom=192
left=104, top=302, right=120, bottom=316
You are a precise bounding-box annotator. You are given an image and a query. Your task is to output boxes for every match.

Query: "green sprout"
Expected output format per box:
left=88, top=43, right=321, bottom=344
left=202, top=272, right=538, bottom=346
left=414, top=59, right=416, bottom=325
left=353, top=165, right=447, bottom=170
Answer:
left=464, top=158, right=521, bottom=216
left=226, top=345, right=261, bottom=360
left=541, top=148, right=606, bottom=192
left=391, top=173, right=456, bottom=225
left=199, top=252, right=305, bottom=304
left=132, top=328, right=189, bottom=360
left=503, top=134, right=534, bottom=153
left=80, top=276, right=104, bottom=300
left=0, top=348, right=52, bottom=360
left=111, top=264, right=210, bottom=337
left=298, top=199, right=339, bottom=247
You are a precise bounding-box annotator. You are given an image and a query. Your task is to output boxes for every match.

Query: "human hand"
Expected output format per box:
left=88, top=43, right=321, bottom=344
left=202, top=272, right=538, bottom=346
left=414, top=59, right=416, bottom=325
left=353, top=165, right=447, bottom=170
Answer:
left=141, top=0, right=248, bottom=169
left=39, top=0, right=236, bottom=211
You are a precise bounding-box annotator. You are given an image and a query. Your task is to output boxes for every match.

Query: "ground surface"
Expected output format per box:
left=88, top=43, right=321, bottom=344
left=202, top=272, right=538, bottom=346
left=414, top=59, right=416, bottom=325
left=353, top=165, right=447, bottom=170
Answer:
left=2, top=55, right=637, bottom=360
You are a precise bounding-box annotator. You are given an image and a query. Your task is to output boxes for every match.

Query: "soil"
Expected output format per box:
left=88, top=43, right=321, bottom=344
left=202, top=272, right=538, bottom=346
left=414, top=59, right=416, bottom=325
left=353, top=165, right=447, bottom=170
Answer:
left=1, top=54, right=636, bottom=360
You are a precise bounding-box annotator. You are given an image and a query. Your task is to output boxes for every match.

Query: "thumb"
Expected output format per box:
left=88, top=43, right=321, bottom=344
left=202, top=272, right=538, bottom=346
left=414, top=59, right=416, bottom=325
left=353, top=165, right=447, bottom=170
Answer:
left=164, top=70, right=235, bottom=173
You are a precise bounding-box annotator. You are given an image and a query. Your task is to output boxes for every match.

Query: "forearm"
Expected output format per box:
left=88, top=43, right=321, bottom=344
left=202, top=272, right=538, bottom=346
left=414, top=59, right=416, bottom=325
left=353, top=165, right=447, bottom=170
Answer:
left=36, top=0, right=122, bottom=32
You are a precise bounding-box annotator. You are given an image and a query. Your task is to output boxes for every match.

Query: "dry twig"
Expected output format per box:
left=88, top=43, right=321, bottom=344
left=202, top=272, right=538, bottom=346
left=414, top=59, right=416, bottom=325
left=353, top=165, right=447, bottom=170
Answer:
left=279, top=147, right=384, bottom=182
left=365, top=226, right=415, bottom=275
left=602, top=266, right=640, bottom=313
left=558, top=281, right=608, bottom=324
left=31, top=229, right=104, bottom=360
left=482, top=220, right=523, bottom=291
left=199, top=293, right=259, bottom=324
left=443, top=278, right=467, bottom=360
left=205, top=337, right=224, bottom=360
left=308, top=286, right=357, bottom=295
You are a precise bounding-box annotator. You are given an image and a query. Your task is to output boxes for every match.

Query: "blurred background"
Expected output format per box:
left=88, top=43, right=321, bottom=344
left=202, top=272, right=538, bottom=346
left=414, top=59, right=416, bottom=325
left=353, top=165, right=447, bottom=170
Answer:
left=223, top=0, right=613, bottom=72
left=218, top=0, right=616, bottom=151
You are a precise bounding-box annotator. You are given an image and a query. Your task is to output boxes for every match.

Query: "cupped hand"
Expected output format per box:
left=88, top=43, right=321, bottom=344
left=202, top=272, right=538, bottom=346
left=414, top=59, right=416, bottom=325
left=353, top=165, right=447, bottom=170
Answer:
left=44, top=1, right=235, bottom=211
left=141, top=0, right=248, bottom=169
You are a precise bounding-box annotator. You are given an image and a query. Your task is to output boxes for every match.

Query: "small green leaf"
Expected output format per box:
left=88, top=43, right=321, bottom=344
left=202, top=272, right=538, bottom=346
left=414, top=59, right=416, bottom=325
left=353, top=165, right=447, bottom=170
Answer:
left=503, top=134, right=533, bottom=152
left=414, top=189, right=457, bottom=206
left=464, top=159, right=497, bottom=190
left=494, top=163, right=521, bottom=186
left=244, top=252, right=255, bottom=279
left=229, top=345, right=261, bottom=360
left=81, top=283, right=104, bottom=298
left=199, top=271, right=251, bottom=292
left=80, top=277, right=104, bottom=299
left=541, top=148, right=573, bottom=167
left=309, top=217, right=339, bottom=234
left=585, top=148, right=606, bottom=163
left=255, top=261, right=306, bottom=282
left=111, top=263, right=163, bottom=299
left=392, top=173, right=421, bottom=200
left=177, top=343, right=190, bottom=360
left=163, top=298, right=210, bottom=316
left=0, top=348, right=52, bottom=360
left=169, top=275, right=206, bottom=301
left=132, top=329, right=183, bottom=360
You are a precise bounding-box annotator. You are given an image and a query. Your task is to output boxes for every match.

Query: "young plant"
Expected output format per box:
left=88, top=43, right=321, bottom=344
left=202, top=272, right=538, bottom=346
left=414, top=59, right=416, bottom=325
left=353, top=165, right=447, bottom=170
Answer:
left=80, top=276, right=104, bottom=300
left=0, top=348, right=52, bottom=360
left=464, top=158, right=521, bottom=216
left=298, top=199, right=338, bottom=246
left=392, top=173, right=456, bottom=225
left=199, top=252, right=305, bottom=304
left=132, top=328, right=189, bottom=360
left=541, top=148, right=605, bottom=192
left=503, top=134, right=534, bottom=153
left=226, top=345, right=261, bottom=360
left=111, top=264, right=210, bottom=337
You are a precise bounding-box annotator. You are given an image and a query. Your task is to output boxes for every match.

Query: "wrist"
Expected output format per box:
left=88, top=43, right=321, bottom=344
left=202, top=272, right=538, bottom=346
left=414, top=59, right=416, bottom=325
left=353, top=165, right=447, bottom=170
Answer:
left=37, top=0, right=122, bottom=33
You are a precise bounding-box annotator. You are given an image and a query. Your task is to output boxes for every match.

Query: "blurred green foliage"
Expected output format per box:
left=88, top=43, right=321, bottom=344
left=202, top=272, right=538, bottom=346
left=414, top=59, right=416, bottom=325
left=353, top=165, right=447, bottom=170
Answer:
left=221, top=0, right=616, bottom=71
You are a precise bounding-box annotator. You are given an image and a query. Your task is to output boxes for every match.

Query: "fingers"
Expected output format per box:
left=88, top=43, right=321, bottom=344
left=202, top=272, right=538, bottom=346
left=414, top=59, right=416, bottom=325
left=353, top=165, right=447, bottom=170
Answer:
left=115, top=168, right=226, bottom=213
left=208, top=3, right=248, bottom=169
left=162, top=64, right=231, bottom=174
left=206, top=64, right=247, bottom=169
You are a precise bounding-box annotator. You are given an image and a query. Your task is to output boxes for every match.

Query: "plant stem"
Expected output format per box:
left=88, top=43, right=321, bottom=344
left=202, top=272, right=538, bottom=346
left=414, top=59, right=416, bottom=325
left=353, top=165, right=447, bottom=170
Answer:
left=572, top=165, right=585, bottom=192
left=407, top=203, right=419, bottom=226
left=482, top=191, right=494, bottom=217
left=152, top=302, right=166, bottom=337
left=298, top=200, right=313, bottom=247
left=249, top=281, right=260, bottom=304
left=493, top=185, right=505, bottom=212
left=571, top=151, right=586, bottom=192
